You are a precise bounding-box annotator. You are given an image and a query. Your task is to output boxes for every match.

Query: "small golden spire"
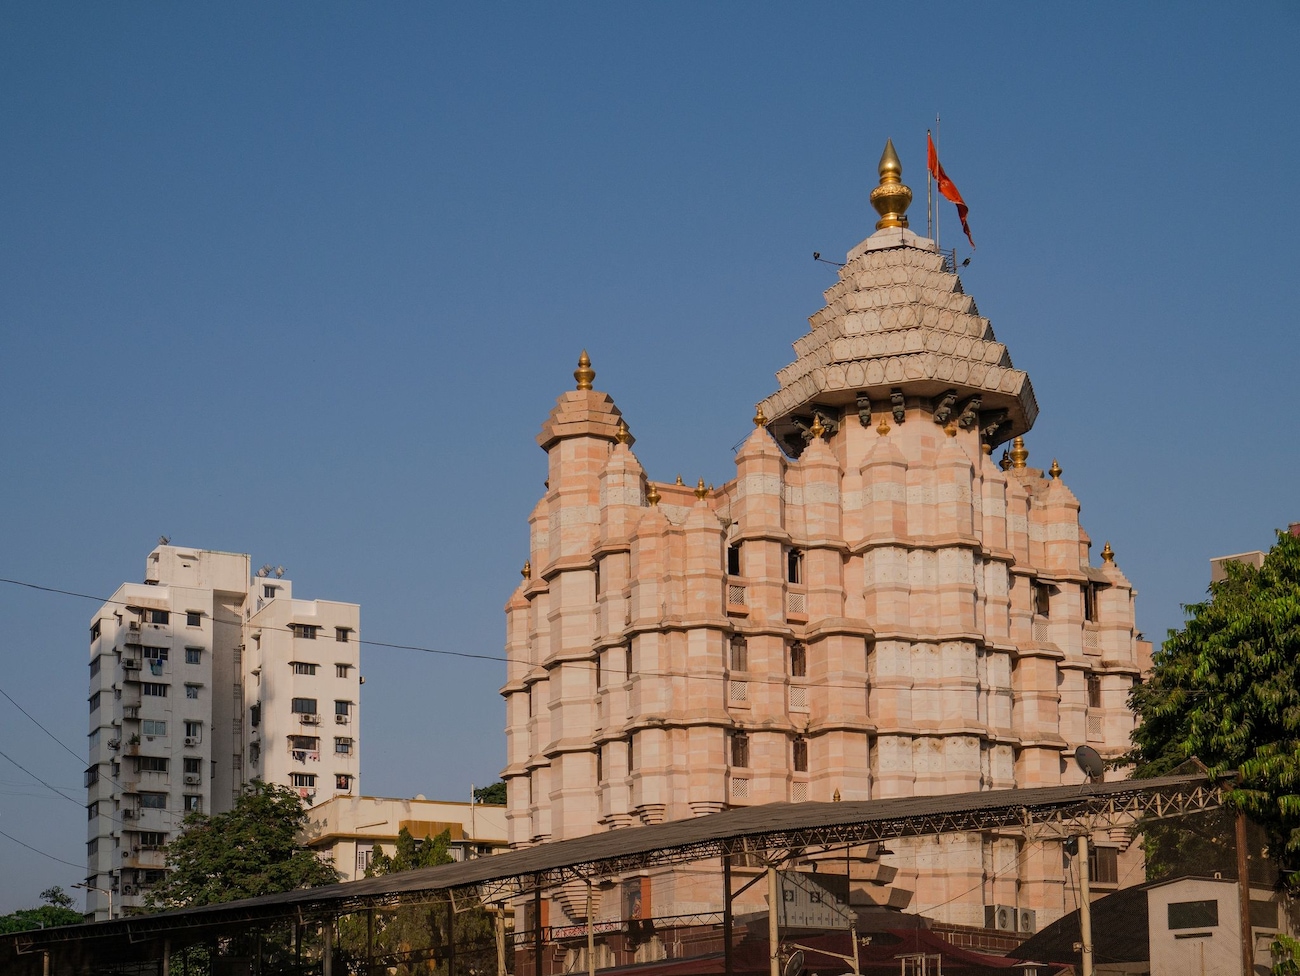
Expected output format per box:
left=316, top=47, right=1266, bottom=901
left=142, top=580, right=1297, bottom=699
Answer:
left=615, top=419, right=631, bottom=445
left=574, top=350, right=595, bottom=391
left=809, top=413, right=826, bottom=438
left=646, top=482, right=661, bottom=506
left=876, top=418, right=890, bottom=436
left=1010, top=436, right=1029, bottom=469
left=694, top=478, right=708, bottom=500
left=1049, top=458, right=1062, bottom=479
left=945, top=422, right=958, bottom=438
left=753, top=404, right=767, bottom=428
left=832, top=788, right=842, bottom=803
left=870, top=138, right=912, bottom=230
left=521, top=560, right=531, bottom=581
left=1101, top=541, right=1115, bottom=564
left=999, top=448, right=1012, bottom=471
left=675, top=474, right=684, bottom=486
left=982, top=442, right=993, bottom=455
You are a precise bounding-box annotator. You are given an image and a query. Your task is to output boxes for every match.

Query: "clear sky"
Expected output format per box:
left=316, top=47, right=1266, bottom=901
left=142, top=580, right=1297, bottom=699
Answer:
left=1, top=3, right=1296, bottom=913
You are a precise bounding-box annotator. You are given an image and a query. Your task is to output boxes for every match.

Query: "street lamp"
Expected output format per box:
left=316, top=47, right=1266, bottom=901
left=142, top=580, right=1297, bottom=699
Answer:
left=71, top=881, right=113, bottom=921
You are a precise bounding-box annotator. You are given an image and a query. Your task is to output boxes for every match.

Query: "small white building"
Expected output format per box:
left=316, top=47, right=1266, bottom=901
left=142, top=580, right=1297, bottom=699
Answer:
left=302, top=795, right=508, bottom=882
left=85, top=544, right=361, bottom=919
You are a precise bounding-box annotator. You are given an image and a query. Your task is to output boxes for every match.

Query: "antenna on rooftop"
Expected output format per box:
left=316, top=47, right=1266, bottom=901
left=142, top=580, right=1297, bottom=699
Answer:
left=274, top=566, right=285, bottom=579
left=158, top=535, right=170, bottom=546
left=1074, top=745, right=1105, bottom=783
left=812, top=252, right=845, bottom=268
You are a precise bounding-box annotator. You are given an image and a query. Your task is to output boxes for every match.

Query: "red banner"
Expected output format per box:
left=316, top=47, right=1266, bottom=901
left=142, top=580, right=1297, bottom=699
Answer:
left=927, top=132, right=975, bottom=249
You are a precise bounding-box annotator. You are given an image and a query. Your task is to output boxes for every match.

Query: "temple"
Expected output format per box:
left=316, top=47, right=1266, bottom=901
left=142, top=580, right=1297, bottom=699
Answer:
left=502, top=141, right=1148, bottom=953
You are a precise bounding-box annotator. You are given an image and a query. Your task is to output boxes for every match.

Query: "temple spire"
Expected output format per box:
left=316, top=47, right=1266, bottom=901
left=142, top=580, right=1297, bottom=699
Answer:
left=870, top=138, right=912, bottom=230
left=574, top=350, right=595, bottom=391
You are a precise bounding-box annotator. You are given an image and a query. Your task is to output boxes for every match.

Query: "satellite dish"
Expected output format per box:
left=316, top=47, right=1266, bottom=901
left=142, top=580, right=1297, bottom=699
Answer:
left=781, top=950, right=805, bottom=976
left=158, top=535, right=170, bottom=545
left=1075, top=745, right=1105, bottom=782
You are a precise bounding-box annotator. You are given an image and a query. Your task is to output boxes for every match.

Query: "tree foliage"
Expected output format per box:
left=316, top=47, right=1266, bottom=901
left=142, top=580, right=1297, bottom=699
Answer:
left=1128, top=530, right=1300, bottom=882
left=0, top=886, right=84, bottom=933
left=472, top=782, right=507, bottom=806
left=146, top=780, right=338, bottom=910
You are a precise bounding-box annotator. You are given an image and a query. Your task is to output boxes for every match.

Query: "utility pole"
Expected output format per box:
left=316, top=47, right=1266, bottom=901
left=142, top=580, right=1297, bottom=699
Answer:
left=767, top=866, right=781, bottom=976
left=1237, top=810, right=1254, bottom=976
left=1077, top=834, right=1094, bottom=976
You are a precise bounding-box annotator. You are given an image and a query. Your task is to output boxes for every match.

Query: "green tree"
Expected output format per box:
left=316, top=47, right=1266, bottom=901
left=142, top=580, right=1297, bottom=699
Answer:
left=147, top=780, right=338, bottom=910
left=0, top=886, right=84, bottom=933
left=472, top=782, right=507, bottom=806
left=1128, top=529, right=1300, bottom=884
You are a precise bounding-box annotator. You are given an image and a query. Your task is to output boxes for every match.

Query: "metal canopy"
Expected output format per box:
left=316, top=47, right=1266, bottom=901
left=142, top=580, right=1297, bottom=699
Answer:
left=8, top=772, right=1226, bottom=953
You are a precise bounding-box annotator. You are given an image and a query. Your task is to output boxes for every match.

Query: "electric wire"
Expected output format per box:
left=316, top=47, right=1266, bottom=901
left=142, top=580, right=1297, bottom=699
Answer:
left=0, top=826, right=86, bottom=870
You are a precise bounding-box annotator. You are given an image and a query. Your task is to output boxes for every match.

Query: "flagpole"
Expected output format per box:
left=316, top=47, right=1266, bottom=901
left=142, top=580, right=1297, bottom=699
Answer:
left=926, top=129, right=933, bottom=241
left=934, top=113, right=941, bottom=250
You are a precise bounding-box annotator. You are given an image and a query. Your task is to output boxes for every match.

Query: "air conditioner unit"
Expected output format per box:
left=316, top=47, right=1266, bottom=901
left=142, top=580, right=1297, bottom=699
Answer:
left=300, top=714, right=320, bottom=725
left=184, top=774, right=200, bottom=785
left=984, top=905, right=1017, bottom=932
left=122, top=884, right=138, bottom=896
left=335, top=714, right=349, bottom=724
left=128, top=622, right=140, bottom=632
left=1018, top=909, right=1037, bottom=933
left=122, top=659, right=141, bottom=670
left=108, top=739, right=121, bottom=750
left=184, top=736, right=199, bottom=747
left=122, top=809, right=137, bottom=819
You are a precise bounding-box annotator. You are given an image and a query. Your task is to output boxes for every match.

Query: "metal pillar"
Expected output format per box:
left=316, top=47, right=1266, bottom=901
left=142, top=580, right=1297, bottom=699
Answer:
left=447, top=898, right=457, bottom=976
left=1078, top=834, right=1093, bottom=976
left=495, top=905, right=508, bottom=976
left=586, top=879, right=596, bottom=976
left=722, top=855, right=734, bottom=976
left=323, top=917, right=333, bottom=976
left=1237, top=810, right=1254, bottom=976
left=533, top=880, right=544, bottom=976
left=767, top=866, right=780, bottom=976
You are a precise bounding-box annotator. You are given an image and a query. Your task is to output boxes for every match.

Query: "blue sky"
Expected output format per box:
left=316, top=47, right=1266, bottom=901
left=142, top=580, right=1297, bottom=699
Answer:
left=1, top=4, right=1296, bottom=912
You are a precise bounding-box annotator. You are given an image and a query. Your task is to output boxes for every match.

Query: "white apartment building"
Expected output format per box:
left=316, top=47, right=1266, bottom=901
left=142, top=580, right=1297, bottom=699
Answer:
left=85, top=544, right=361, bottom=919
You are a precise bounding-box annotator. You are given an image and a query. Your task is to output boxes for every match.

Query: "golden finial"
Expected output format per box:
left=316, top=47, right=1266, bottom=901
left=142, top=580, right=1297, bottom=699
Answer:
left=694, top=478, right=708, bottom=500
left=1101, top=541, right=1115, bottom=564
left=876, top=418, right=890, bottom=436
left=944, top=422, right=958, bottom=438
left=753, top=404, right=767, bottom=428
left=999, top=448, right=1012, bottom=471
left=982, top=442, right=993, bottom=455
left=675, top=474, right=684, bottom=486
left=870, top=138, right=912, bottom=230
left=574, top=350, right=595, bottom=391
left=646, top=482, right=661, bottom=506
left=809, top=413, right=826, bottom=438
left=1049, top=458, right=1062, bottom=479
left=1010, top=436, right=1029, bottom=469
left=521, top=560, right=531, bottom=581
left=615, top=419, right=631, bottom=445
left=832, top=788, right=842, bottom=803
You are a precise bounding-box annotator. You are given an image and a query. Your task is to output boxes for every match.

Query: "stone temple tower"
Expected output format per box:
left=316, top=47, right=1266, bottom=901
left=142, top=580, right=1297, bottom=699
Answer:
left=503, top=142, right=1147, bottom=938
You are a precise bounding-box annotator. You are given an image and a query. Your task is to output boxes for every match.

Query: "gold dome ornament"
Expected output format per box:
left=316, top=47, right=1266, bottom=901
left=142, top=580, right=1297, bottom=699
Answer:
left=694, top=478, right=709, bottom=500
left=574, top=350, right=595, bottom=391
left=615, top=419, right=631, bottom=445
left=832, top=788, right=842, bottom=803
left=999, top=448, right=1012, bottom=471
left=870, top=139, right=913, bottom=230
left=809, top=413, right=826, bottom=438
left=1010, top=436, right=1029, bottom=469
left=521, top=561, right=531, bottom=581
left=646, top=482, right=661, bottom=506
left=877, top=418, right=891, bottom=436
left=1101, top=541, right=1115, bottom=564
left=675, top=474, right=684, bottom=486
left=945, top=422, right=958, bottom=437
left=753, top=404, right=768, bottom=428
left=1048, top=458, right=1062, bottom=479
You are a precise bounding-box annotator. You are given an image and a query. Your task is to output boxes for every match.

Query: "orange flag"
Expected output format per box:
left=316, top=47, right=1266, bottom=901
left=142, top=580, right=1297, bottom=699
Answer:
left=927, top=132, right=975, bottom=249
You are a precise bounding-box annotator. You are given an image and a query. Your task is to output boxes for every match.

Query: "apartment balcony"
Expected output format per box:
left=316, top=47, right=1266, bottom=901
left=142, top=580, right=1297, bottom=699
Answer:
left=122, top=848, right=167, bottom=870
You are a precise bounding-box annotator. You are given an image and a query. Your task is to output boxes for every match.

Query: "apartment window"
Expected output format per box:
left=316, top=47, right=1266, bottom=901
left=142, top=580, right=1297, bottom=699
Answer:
left=729, top=635, right=748, bottom=672
left=91, top=621, right=102, bottom=642
left=793, top=738, right=808, bottom=772
left=334, top=700, right=351, bottom=718
left=89, top=692, right=101, bottom=713
left=185, top=647, right=201, bottom=665
left=789, top=641, right=807, bottom=678
left=1089, top=844, right=1118, bottom=885
left=185, top=684, right=199, bottom=699
left=142, top=720, right=167, bottom=736
left=291, top=698, right=318, bottom=715
left=263, top=585, right=278, bottom=599
left=143, top=646, right=168, bottom=662
left=787, top=549, right=803, bottom=585
left=292, top=662, right=318, bottom=676
left=148, top=610, right=169, bottom=625
left=184, top=721, right=202, bottom=740
left=625, top=645, right=633, bottom=677
left=90, top=656, right=101, bottom=676
left=335, top=628, right=351, bottom=643
left=335, top=663, right=351, bottom=678
left=290, top=735, right=320, bottom=751
left=140, top=869, right=165, bottom=885
left=140, top=792, right=167, bottom=810
left=183, top=757, right=202, bottom=775
left=185, top=611, right=201, bottom=627
left=730, top=731, right=750, bottom=769
left=357, top=844, right=374, bottom=874
left=88, top=728, right=100, bottom=748
left=727, top=543, right=742, bottom=576
left=137, top=756, right=168, bottom=773
left=291, top=624, right=318, bottom=640
left=1033, top=582, right=1051, bottom=617
left=335, top=774, right=352, bottom=791
left=334, top=737, right=353, bottom=755
left=87, top=801, right=98, bottom=820
left=1087, top=673, right=1103, bottom=710
left=250, top=703, right=261, bottom=727
left=84, top=765, right=99, bottom=787
left=137, top=831, right=166, bottom=849
left=87, top=838, right=98, bottom=856
left=595, top=653, right=603, bottom=690
left=183, top=795, right=201, bottom=814
left=290, top=773, right=316, bottom=789
left=142, top=683, right=168, bottom=697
